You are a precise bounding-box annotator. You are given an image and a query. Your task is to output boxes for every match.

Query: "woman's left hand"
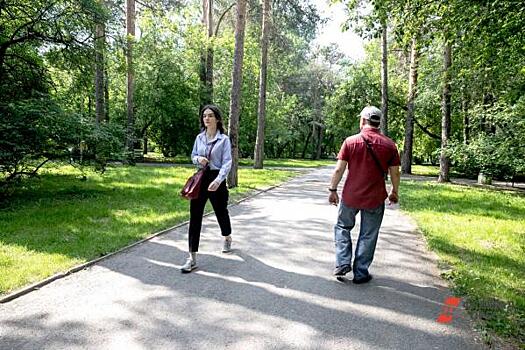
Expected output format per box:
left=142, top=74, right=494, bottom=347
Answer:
left=208, top=180, right=220, bottom=192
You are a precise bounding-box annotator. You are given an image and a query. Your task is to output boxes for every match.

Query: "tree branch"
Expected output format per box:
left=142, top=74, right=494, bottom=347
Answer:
left=371, top=83, right=440, bottom=139
left=413, top=115, right=440, bottom=139
left=215, top=3, right=235, bottom=36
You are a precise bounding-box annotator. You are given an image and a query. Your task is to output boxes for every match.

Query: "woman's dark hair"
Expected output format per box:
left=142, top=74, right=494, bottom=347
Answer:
left=200, top=104, right=225, bottom=134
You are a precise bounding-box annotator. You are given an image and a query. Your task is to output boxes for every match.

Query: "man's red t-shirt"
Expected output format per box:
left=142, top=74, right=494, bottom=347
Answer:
left=337, top=127, right=400, bottom=209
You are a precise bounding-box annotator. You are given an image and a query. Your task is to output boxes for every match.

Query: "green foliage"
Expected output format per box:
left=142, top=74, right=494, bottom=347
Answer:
left=325, top=55, right=380, bottom=150
left=0, top=0, right=104, bottom=99
left=0, top=97, right=124, bottom=191
left=134, top=10, right=201, bottom=156
left=448, top=100, right=525, bottom=180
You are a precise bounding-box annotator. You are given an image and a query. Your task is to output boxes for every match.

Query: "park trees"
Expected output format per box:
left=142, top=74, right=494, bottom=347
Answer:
left=0, top=0, right=123, bottom=191
left=226, top=0, right=247, bottom=188
left=333, top=0, right=525, bottom=184
left=253, top=0, right=271, bottom=169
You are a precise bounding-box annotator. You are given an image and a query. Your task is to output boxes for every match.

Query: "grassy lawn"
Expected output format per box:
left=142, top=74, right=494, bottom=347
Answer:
left=142, top=152, right=336, bottom=168
left=0, top=164, right=296, bottom=295
left=411, top=164, right=467, bottom=178
left=238, top=158, right=335, bottom=167
left=411, top=164, right=440, bottom=176
left=401, top=180, right=525, bottom=345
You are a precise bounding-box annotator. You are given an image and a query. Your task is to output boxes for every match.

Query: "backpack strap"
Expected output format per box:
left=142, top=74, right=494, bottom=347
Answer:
left=360, top=134, right=387, bottom=177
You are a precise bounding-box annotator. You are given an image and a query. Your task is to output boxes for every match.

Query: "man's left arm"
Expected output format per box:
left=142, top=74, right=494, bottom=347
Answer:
left=388, top=165, right=400, bottom=203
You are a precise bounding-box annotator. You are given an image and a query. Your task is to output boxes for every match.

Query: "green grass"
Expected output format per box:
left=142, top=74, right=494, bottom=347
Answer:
left=411, top=165, right=466, bottom=178
left=142, top=153, right=191, bottom=163
left=141, top=152, right=336, bottom=168
left=238, top=158, right=335, bottom=168
left=0, top=164, right=296, bottom=295
left=401, top=180, right=525, bottom=345
left=411, top=165, right=440, bottom=176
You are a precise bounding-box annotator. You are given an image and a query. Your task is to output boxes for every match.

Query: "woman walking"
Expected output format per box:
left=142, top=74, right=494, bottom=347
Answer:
left=181, top=104, right=233, bottom=273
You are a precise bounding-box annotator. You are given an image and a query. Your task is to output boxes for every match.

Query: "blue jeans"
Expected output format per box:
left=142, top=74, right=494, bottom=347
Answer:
left=334, top=202, right=385, bottom=279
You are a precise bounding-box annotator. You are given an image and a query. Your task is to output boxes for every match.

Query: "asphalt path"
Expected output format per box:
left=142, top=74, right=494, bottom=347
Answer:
left=0, top=166, right=485, bottom=349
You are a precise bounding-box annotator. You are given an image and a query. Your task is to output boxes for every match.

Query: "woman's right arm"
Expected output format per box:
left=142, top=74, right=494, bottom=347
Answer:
left=191, top=136, right=200, bottom=165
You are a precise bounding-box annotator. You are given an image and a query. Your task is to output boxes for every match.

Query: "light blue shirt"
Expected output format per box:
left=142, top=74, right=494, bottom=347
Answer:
left=191, top=131, right=232, bottom=184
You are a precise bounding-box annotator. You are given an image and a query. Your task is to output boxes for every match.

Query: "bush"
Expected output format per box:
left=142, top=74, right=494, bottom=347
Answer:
left=0, top=96, right=124, bottom=191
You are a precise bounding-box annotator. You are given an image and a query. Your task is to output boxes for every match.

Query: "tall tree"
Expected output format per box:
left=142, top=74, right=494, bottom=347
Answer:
left=206, top=0, right=214, bottom=102
left=126, top=0, right=136, bottom=162
left=254, top=0, right=271, bottom=169
left=94, top=1, right=106, bottom=125
left=401, top=37, right=419, bottom=174
left=227, top=0, right=247, bottom=188
left=438, top=41, right=452, bottom=182
left=380, top=19, right=388, bottom=136
left=199, top=0, right=208, bottom=107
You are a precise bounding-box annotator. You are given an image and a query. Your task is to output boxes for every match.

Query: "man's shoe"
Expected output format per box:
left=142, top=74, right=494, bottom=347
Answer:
left=352, top=274, right=372, bottom=284
left=222, top=238, right=232, bottom=253
left=181, top=258, right=197, bottom=273
left=333, top=264, right=352, bottom=276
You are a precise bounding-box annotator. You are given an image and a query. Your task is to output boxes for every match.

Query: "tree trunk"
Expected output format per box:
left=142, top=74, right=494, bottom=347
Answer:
left=316, top=124, right=324, bottom=159
left=401, top=38, right=419, bottom=174
left=311, top=120, right=317, bottom=160
left=227, top=0, right=247, bottom=188
left=104, top=65, right=109, bottom=121
left=199, top=0, right=208, bottom=108
left=302, top=129, right=312, bottom=159
left=88, top=95, right=93, bottom=115
left=311, top=70, right=323, bottom=160
left=126, top=0, right=136, bottom=163
left=438, top=42, right=452, bottom=183
left=94, top=18, right=105, bottom=126
left=482, top=92, right=495, bottom=134
left=254, top=0, right=271, bottom=169
left=462, top=88, right=469, bottom=144
left=0, top=45, right=6, bottom=82
left=205, top=0, right=214, bottom=102
left=380, top=20, right=388, bottom=136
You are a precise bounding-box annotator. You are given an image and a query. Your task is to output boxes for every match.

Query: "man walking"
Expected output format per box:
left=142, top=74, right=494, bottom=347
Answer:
left=328, top=106, right=401, bottom=284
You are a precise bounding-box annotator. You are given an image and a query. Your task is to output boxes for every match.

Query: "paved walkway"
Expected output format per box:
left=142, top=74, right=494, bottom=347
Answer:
left=0, top=167, right=484, bottom=349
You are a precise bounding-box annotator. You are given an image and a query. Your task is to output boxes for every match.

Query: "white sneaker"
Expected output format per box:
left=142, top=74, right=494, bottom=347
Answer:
left=222, top=238, right=232, bottom=253
left=181, top=258, right=197, bottom=273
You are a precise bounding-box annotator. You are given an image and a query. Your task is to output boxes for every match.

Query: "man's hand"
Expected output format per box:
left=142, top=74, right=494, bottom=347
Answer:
left=198, top=156, right=209, bottom=166
left=329, top=191, right=339, bottom=206
left=388, top=190, right=398, bottom=204
left=208, top=180, right=220, bottom=192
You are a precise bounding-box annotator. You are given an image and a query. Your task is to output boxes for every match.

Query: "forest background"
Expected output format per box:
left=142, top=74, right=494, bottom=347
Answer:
left=1, top=0, right=524, bottom=189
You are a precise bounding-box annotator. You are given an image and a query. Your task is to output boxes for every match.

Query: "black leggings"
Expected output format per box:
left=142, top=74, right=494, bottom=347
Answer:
left=188, top=169, right=231, bottom=252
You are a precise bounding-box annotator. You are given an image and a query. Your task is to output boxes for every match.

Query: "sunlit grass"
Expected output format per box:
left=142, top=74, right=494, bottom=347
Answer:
left=238, top=158, right=336, bottom=168
left=411, top=165, right=440, bottom=176
left=401, top=180, right=525, bottom=344
left=141, top=152, right=336, bottom=168
left=410, top=165, right=464, bottom=178
left=0, top=164, right=295, bottom=295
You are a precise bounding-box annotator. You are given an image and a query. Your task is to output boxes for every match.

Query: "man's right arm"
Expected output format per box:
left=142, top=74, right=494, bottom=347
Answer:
left=328, top=159, right=347, bottom=206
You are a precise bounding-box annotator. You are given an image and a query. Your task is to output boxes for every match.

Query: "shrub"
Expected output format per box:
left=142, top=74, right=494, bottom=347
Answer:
left=0, top=96, right=124, bottom=193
